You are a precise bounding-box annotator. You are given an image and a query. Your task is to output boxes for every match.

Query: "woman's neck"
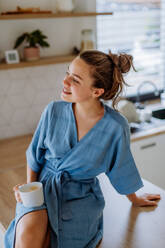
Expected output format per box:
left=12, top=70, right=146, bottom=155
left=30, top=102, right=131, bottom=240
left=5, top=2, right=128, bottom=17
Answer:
left=73, top=100, right=104, bottom=119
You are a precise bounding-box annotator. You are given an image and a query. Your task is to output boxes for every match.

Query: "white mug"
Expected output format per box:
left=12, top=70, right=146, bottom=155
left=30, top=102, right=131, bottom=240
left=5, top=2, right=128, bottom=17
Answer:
left=19, top=182, right=44, bottom=208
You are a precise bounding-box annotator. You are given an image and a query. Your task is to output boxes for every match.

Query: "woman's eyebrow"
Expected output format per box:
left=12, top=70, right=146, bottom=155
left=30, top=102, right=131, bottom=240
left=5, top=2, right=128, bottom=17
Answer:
left=68, top=66, right=83, bottom=81
left=72, top=73, right=83, bottom=81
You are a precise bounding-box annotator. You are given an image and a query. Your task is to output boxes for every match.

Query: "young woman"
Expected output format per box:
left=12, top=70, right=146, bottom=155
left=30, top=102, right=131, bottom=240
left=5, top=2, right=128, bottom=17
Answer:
left=5, top=50, right=161, bottom=248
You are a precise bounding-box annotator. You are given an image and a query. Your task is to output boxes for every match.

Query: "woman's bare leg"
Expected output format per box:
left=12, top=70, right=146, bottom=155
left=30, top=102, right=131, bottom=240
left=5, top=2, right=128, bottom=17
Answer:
left=96, top=239, right=102, bottom=248
left=43, top=226, right=50, bottom=248
left=15, top=209, right=49, bottom=248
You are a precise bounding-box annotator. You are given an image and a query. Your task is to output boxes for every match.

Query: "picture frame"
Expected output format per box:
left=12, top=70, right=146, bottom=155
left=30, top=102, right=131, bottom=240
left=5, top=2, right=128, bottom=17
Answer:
left=5, top=50, right=20, bottom=64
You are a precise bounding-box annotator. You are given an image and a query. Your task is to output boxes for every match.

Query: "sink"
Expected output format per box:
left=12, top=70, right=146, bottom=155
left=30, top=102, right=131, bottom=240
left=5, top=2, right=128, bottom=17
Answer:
left=152, top=108, right=165, bottom=119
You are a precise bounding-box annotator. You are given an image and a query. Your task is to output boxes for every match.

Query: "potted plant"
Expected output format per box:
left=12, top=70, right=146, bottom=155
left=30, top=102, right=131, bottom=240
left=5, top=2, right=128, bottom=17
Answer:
left=14, top=29, right=50, bottom=61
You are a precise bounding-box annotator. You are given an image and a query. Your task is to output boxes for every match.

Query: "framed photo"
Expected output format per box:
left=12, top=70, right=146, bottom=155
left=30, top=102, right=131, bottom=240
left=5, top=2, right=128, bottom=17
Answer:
left=5, top=50, right=20, bottom=64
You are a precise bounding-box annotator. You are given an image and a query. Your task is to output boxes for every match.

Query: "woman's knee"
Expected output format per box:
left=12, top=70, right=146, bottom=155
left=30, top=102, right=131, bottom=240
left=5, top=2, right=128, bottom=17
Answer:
left=16, top=226, right=45, bottom=247
left=15, top=210, right=48, bottom=248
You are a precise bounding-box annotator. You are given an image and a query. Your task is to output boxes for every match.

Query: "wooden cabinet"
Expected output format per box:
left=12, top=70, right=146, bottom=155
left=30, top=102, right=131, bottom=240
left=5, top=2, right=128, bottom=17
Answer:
left=131, top=133, right=165, bottom=190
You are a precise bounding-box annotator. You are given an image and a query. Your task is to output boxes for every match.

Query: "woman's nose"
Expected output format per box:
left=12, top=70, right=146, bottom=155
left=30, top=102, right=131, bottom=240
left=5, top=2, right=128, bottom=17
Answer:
left=63, top=76, right=71, bottom=86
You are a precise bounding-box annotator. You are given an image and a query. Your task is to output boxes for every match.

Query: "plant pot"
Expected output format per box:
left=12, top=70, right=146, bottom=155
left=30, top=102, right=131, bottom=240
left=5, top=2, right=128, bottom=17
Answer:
left=24, top=47, right=40, bottom=61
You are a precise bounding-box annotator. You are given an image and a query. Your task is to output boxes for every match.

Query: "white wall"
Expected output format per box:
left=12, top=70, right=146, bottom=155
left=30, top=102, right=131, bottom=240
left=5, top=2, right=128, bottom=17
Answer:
left=0, top=0, right=96, bottom=139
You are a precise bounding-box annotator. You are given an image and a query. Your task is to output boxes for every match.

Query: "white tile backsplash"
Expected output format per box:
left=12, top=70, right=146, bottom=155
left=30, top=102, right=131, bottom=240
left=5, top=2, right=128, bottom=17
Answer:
left=7, top=79, right=26, bottom=95
left=0, top=75, right=11, bottom=95
left=8, top=94, right=30, bottom=108
left=0, top=99, right=14, bottom=125
left=0, top=95, right=5, bottom=106
left=8, top=68, right=31, bottom=80
left=0, top=63, right=67, bottom=139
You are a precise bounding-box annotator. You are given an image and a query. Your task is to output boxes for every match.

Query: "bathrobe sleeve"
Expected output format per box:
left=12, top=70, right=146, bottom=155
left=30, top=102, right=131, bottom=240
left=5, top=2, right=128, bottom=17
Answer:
left=26, top=102, right=54, bottom=173
left=106, top=124, right=143, bottom=195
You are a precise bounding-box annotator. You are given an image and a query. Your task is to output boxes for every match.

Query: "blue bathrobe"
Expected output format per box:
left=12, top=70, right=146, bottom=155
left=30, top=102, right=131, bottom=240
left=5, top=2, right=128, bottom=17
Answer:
left=4, top=100, right=143, bottom=248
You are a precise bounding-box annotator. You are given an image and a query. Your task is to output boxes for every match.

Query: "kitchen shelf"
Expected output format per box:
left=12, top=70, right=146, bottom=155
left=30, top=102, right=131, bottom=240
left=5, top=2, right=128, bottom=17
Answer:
left=0, top=54, right=76, bottom=70
left=0, top=12, right=113, bottom=20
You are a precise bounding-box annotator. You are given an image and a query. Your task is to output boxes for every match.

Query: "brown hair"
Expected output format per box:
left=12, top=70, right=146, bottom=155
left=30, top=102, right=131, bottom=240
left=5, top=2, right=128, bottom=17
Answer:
left=79, top=50, right=135, bottom=110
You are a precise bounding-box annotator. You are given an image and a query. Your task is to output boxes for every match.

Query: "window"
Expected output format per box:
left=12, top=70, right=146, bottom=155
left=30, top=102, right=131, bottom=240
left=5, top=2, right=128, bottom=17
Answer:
left=96, top=0, right=162, bottom=100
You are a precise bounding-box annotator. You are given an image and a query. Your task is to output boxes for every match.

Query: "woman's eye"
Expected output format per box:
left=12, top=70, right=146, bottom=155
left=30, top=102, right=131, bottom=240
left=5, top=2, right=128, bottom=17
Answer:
left=66, top=71, right=79, bottom=84
left=72, top=78, right=79, bottom=84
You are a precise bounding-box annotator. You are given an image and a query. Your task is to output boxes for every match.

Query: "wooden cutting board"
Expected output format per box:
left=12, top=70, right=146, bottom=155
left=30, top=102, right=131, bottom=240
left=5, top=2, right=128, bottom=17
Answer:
left=1, top=6, right=52, bottom=15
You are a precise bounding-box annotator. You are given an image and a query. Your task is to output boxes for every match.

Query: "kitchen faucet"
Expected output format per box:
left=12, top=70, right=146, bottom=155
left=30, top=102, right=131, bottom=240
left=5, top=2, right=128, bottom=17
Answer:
left=136, top=81, right=159, bottom=108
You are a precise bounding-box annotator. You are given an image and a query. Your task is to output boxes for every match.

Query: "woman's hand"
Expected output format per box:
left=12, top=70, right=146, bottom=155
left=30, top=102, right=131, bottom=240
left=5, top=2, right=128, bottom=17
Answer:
left=13, top=184, right=25, bottom=203
left=13, top=166, right=38, bottom=203
left=127, top=193, right=161, bottom=207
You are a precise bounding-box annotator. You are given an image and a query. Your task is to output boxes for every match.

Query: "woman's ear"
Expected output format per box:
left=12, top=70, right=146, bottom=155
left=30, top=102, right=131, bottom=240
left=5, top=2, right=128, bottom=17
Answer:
left=92, top=88, right=104, bottom=98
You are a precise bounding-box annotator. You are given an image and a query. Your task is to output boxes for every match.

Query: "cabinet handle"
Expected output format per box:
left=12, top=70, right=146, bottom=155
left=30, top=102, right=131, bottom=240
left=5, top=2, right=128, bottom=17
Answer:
left=140, top=142, right=156, bottom=150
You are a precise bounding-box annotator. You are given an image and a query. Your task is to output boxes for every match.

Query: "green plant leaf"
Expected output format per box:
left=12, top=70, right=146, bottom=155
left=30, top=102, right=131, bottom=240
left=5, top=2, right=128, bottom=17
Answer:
left=38, top=40, right=50, bottom=48
left=14, top=33, right=29, bottom=48
left=14, top=29, right=50, bottom=48
left=31, top=30, right=42, bottom=37
left=41, top=35, right=48, bottom=39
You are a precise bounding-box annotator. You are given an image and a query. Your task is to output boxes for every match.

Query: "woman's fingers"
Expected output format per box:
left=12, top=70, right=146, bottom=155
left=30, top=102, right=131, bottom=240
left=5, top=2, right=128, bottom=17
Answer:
left=143, top=199, right=158, bottom=206
left=14, top=191, right=22, bottom=202
left=13, top=184, right=22, bottom=192
left=13, top=184, right=24, bottom=203
left=137, top=193, right=161, bottom=207
left=144, top=193, right=161, bottom=201
left=133, top=193, right=161, bottom=207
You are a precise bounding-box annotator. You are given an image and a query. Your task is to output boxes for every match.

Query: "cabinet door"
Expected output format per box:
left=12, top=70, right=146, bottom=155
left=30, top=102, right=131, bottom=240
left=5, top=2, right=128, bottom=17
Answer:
left=131, top=134, right=165, bottom=189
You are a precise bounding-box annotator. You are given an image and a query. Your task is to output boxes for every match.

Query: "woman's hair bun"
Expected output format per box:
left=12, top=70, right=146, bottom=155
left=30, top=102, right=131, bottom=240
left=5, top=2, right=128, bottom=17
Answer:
left=108, top=50, right=134, bottom=74
left=79, top=49, right=136, bottom=110
left=118, top=53, right=134, bottom=73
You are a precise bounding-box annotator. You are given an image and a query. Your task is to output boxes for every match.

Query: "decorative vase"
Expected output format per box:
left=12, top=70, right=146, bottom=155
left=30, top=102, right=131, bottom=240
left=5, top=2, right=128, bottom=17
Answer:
left=56, top=0, right=75, bottom=12
left=24, top=47, right=40, bottom=61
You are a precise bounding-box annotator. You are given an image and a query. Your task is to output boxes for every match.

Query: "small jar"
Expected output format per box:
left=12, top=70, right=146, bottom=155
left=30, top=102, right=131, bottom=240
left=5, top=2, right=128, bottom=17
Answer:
left=81, top=29, right=95, bottom=52
left=160, top=91, right=165, bottom=106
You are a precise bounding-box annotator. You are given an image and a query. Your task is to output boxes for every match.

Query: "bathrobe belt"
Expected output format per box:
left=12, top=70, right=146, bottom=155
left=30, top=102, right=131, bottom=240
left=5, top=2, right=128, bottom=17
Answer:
left=42, top=163, right=100, bottom=245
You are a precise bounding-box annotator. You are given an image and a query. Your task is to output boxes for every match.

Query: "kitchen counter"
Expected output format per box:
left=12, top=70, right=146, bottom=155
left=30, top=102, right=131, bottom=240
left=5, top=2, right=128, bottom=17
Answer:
left=98, top=174, right=165, bottom=248
left=0, top=135, right=165, bottom=247
left=131, top=101, right=165, bottom=142
left=131, top=122, right=165, bottom=142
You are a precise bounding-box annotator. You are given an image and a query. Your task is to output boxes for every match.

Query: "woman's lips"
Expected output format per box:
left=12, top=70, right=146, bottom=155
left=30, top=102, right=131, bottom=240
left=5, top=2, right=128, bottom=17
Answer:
left=63, top=88, right=72, bottom=94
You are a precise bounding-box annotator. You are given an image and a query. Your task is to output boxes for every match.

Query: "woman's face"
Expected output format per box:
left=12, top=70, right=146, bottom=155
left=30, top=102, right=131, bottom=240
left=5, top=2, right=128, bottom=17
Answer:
left=61, top=57, right=103, bottom=103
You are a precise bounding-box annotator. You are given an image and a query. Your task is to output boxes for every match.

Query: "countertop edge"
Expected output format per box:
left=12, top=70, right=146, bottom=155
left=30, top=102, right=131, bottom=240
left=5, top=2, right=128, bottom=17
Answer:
left=131, top=125, right=165, bottom=142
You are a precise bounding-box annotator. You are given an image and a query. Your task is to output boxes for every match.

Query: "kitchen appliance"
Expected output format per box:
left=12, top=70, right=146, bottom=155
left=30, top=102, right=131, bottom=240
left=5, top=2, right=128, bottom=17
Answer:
left=118, top=100, right=140, bottom=123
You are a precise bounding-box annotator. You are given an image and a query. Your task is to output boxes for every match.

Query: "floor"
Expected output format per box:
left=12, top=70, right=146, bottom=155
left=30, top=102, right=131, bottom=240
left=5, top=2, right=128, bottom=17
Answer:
left=0, top=135, right=32, bottom=230
left=0, top=135, right=32, bottom=247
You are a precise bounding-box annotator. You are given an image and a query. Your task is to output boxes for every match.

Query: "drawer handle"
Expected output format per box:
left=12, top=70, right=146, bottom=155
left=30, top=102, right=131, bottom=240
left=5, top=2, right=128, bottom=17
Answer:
left=140, top=142, right=156, bottom=150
